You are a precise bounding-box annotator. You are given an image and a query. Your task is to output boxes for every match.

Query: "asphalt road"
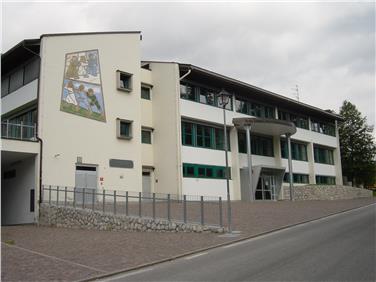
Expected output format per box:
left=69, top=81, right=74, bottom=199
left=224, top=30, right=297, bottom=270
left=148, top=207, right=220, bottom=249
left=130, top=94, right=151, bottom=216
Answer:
left=105, top=204, right=376, bottom=282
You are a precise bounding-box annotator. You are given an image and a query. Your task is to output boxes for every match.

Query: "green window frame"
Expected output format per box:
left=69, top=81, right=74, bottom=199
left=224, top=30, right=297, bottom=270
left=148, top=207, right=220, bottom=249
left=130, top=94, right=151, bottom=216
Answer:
left=182, top=163, right=231, bottom=179
left=181, top=121, right=230, bottom=151
left=141, top=129, right=152, bottom=144
left=311, top=120, right=336, bottom=136
left=238, top=132, right=274, bottom=157
left=280, top=140, right=308, bottom=161
left=278, top=110, right=309, bottom=130
left=283, top=173, right=309, bottom=184
left=314, top=146, right=334, bottom=165
left=315, top=175, right=336, bottom=185
left=141, top=86, right=151, bottom=100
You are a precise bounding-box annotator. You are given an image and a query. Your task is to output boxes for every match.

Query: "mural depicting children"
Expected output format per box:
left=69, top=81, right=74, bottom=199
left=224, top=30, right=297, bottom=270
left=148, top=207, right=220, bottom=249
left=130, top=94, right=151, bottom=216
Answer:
left=61, top=50, right=105, bottom=122
left=86, top=88, right=101, bottom=113
left=87, top=52, right=98, bottom=77
left=64, top=81, right=78, bottom=106
left=65, top=55, right=80, bottom=79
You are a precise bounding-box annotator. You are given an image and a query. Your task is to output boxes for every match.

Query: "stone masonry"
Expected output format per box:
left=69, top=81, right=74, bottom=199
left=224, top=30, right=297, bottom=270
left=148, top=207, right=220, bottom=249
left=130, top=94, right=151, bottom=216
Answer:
left=39, top=204, right=225, bottom=233
left=283, top=185, right=372, bottom=201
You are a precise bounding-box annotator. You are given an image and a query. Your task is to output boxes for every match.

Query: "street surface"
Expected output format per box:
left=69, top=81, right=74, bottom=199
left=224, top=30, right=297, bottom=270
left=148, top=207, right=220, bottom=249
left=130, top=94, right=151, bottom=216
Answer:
left=106, top=204, right=376, bottom=282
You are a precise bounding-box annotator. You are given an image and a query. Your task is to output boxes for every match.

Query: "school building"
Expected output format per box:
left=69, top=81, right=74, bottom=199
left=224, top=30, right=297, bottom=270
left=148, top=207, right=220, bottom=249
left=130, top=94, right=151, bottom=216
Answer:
left=1, top=32, right=343, bottom=225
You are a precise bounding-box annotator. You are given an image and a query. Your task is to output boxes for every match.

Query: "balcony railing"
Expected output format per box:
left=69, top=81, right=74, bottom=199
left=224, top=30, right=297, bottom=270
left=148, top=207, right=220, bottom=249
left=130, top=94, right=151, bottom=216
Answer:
left=1, top=121, right=37, bottom=141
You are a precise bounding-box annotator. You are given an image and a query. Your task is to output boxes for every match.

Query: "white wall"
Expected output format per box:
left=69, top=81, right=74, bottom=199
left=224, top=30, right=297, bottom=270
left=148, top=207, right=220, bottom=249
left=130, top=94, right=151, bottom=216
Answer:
left=182, top=178, right=234, bottom=199
left=39, top=33, right=142, bottom=191
left=1, top=156, right=36, bottom=225
left=1, top=79, right=38, bottom=115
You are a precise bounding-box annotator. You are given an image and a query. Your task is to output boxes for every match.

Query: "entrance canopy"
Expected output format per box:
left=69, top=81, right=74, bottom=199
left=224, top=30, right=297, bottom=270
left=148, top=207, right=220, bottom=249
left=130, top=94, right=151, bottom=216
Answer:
left=233, top=117, right=297, bottom=136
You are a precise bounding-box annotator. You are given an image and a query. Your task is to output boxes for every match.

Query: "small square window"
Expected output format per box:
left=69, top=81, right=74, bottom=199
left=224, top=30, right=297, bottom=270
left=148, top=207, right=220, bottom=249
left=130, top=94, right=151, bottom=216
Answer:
left=117, top=118, right=132, bottom=139
left=141, top=129, right=152, bottom=144
left=141, top=86, right=151, bottom=100
left=117, top=70, right=133, bottom=92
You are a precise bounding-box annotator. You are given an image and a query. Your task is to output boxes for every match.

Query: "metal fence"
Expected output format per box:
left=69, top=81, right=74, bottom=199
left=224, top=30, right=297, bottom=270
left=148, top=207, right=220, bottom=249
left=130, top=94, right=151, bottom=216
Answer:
left=1, top=121, right=37, bottom=141
left=42, top=185, right=225, bottom=227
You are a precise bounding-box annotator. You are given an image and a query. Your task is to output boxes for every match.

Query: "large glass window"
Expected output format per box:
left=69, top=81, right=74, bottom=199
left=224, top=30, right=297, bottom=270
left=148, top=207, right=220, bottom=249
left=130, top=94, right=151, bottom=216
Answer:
left=141, top=86, right=151, bottom=100
left=314, top=146, right=334, bottom=165
left=24, top=59, right=40, bottom=84
left=180, top=83, right=196, bottom=101
left=181, top=121, right=230, bottom=151
left=199, top=87, right=216, bottom=106
left=235, top=98, right=275, bottom=118
left=238, top=132, right=274, bottom=157
left=281, top=140, right=308, bottom=161
left=316, top=175, right=336, bottom=185
left=283, top=173, right=309, bottom=184
left=183, top=163, right=230, bottom=179
left=278, top=110, right=309, bottom=130
left=9, top=68, right=24, bottom=93
left=311, top=120, right=335, bottom=136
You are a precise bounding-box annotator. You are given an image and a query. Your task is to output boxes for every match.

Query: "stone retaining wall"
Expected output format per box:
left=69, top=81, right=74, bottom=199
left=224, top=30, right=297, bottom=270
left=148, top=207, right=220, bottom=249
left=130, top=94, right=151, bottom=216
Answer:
left=283, top=185, right=373, bottom=200
left=39, top=204, right=225, bottom=233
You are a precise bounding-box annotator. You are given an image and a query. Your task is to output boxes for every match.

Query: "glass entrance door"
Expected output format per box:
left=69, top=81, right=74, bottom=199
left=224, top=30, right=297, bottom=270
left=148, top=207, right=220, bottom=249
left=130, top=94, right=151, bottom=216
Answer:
left=255, top=174, right=277, bottom=200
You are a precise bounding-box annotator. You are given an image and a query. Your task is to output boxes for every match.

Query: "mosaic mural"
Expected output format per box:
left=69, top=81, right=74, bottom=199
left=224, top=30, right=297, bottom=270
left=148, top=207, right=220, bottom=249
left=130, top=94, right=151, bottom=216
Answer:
left=60, top=50, right=106, bottom=122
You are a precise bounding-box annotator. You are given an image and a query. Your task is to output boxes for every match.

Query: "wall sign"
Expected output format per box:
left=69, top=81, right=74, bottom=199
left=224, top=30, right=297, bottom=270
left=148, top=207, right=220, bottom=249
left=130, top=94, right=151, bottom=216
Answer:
left=60, top=49, right=106, bottom=122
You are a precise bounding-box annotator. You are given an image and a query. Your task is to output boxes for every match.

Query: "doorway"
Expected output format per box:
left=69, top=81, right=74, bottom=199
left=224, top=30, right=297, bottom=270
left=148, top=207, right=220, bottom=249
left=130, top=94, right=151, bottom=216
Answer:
left=75, top=165, right=97, bottom=203
left=142, top=171, right=152, bottom=195
left=255, top=174, right=277, bottom=200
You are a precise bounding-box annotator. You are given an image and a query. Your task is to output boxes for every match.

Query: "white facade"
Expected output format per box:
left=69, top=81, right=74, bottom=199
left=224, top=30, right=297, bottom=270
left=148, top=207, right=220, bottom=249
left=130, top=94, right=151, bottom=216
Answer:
left=1, top=32, right=344, bottom=224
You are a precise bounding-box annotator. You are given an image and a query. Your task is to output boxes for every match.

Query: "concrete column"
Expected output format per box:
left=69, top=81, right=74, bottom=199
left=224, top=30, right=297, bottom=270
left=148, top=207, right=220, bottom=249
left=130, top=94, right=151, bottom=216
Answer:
left=230, top=127, right=241, bottom=200
left=286, top=133, right=294, bottom=201
left=245, top=125, right=254, bottom=201
left=307, top=142, right=316, bottom=184
left=334, top=120, right=343, bottom=185
left=273, top=135, right=282, bottom=167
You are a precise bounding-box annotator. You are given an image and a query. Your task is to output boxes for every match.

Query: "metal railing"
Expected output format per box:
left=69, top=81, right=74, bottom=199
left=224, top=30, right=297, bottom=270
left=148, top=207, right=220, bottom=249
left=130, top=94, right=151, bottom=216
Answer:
left=1, top=121, right=37, bottom=141
left=42, top=185, right=225, bottom=227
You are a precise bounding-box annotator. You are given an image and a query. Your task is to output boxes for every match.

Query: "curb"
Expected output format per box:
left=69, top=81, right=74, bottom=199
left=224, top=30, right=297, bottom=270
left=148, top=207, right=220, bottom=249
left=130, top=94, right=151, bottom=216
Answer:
left=82, top=202, right=376, bottom=282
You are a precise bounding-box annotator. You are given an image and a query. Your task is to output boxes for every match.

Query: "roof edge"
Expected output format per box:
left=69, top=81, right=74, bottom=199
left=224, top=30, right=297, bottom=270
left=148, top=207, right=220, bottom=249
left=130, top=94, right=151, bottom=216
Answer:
left=40, top=31, right=141, bottom=39
left=180, top=63, right=343, bottom=121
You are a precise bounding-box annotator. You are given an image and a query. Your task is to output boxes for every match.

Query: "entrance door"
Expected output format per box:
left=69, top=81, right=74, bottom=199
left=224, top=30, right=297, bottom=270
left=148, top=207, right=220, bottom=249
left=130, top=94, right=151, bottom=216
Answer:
left=142, top=171, right=152, bottom=195
left=75, top=165, right=97, bottom=204
left=255, top=174, right=276, bottom=200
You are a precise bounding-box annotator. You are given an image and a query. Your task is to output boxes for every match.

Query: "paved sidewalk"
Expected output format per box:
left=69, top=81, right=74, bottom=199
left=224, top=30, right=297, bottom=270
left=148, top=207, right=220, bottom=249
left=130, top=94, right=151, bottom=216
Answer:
left=2, top=198, right=375, bottom=281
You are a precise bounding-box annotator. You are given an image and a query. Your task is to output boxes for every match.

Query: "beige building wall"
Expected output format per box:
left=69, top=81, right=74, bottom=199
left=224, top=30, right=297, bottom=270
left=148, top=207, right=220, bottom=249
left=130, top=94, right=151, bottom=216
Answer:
left=148, top=62, right=182, bottom=195
left=38, top=33, right=143, bottom=191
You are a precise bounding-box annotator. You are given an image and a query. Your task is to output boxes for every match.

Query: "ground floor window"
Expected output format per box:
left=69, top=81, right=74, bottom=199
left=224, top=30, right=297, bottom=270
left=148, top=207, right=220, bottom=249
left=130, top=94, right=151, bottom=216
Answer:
left=316, top=175, right=336, bottom=185
left=182, top=163, right=230, bottom=179
left=283, top=173, right=309, bottom=184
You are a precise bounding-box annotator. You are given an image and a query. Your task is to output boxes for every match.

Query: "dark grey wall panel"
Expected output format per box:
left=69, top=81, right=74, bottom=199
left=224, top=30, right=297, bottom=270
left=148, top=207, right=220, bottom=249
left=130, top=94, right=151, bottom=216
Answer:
left=109, top=159, right=134, bottom=169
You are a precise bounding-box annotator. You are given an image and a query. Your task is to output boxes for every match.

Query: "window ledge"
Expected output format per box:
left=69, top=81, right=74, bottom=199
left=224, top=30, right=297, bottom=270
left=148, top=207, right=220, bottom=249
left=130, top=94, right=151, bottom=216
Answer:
left=117, top=135, right=133, bottom=140
left=117, top=87, right=132, bottom=93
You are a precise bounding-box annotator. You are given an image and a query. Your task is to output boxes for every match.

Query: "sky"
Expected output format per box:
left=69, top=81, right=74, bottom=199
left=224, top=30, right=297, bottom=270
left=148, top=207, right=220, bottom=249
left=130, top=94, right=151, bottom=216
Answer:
left=2, top=1, right=375, bottom=132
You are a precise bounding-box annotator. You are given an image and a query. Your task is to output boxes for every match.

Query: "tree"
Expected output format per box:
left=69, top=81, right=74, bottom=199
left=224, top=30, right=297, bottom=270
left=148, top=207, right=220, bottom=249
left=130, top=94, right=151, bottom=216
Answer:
left=339, top=100, right=376, bottom=187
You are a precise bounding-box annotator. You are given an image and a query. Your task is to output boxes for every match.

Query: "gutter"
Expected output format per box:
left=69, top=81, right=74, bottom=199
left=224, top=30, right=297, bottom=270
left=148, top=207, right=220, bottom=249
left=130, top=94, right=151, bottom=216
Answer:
left=179, top=67, right=191, bottom=81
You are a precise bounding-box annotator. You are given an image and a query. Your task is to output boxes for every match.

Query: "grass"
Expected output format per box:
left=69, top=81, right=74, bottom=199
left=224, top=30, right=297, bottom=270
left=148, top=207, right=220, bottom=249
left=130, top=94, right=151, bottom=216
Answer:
left=60, top=100, right=106, bottom=122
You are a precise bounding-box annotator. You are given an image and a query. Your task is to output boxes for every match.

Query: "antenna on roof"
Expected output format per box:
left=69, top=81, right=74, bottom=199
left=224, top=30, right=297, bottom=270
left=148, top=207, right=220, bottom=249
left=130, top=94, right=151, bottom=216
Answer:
left=291, top=84, right=300, bottom=102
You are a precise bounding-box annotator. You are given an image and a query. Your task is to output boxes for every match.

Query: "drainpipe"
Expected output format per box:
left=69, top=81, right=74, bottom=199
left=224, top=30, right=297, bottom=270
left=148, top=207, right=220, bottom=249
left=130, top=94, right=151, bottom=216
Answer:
left=22, top=43, right=44, bottom=220
left=179, top=68, right=192, bottom=81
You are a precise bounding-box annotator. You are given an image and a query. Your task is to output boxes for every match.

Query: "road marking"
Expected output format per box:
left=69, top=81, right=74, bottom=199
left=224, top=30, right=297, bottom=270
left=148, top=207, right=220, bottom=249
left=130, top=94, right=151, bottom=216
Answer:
left=222, top=241, right=248, bottom=248
left=184, top=252, right=208, bottom=260
left=104, top=267, right=154, bottom=280
left=2, top=242, right=105, bottom=273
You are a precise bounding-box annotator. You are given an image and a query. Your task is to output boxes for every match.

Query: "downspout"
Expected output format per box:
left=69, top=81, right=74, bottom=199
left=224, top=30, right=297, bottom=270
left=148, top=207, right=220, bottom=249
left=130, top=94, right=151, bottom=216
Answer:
left=179, top=67, right=192, bottom=81
left=22, top=42, right=44, bottom=220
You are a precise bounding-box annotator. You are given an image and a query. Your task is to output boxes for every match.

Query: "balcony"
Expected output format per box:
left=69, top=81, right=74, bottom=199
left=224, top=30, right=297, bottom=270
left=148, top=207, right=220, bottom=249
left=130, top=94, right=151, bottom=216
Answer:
left=1, top=121, right=37, bottom=141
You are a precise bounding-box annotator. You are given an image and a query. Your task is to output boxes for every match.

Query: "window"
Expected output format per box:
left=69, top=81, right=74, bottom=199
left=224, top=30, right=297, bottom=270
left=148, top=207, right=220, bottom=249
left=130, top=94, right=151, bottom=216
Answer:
left=117, top=71, right=132, bottom=92
left=3, top=169, right=16, bottom=179
left=181, top=121, right=230, bottom=150
left=235, top=98, right=275, bottom=118
left=24, top=59, right=40, bottom=84
left=141, top=86, right=151, bottom=100
left=311, top=120, right=335, bottom=136
left=1, top=77, right=9, bottom=97
left=141, top=129, right=152, bottom=144
left=278, top=110, right=309, bottom=130
left=314, top=146, right=334, bottom=165
left=238, top=132, right=274, bottom=157
left=180, top=83, right=196, bottom=101
left=316, top=175, right=336, bottom=185
left=9, top=68, right=24, bottom=93
left=180, top=82, right=233, bottom=111
left=281, top=140, right=308, bottom=161
left=283, top=173, right=309, bottom=184
left=117, top=119, right=132, bottom=139
left=182, top=163, right=230, bottom=179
